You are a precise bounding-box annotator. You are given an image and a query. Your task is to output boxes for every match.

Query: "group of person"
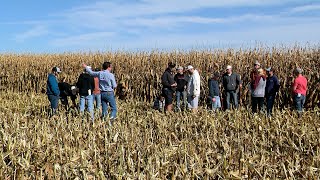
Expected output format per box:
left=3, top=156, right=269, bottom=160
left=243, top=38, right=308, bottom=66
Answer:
left=158, top=61, right=308, bottom=117
left=46, top=60, right=308, bottom=122
left=46, top=62, right=118, bottom=122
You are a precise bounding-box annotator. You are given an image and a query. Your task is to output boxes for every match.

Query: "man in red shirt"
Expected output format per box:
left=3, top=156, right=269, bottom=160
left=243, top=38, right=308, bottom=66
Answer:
left=292, top=68, right=308, bottom=117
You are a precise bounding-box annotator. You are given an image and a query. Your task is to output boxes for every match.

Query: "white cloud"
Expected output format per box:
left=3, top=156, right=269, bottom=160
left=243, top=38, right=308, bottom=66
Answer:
left=14, top=25, right=49, bottom=42
left=290, top=4, right=320, bottom=13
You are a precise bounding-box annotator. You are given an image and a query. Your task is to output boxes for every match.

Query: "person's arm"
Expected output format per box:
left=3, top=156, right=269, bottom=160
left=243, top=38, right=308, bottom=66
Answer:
left=208, top=80, right=214, bottom=98
left=193, top=73, right=200, bottom=96
left=292, top=78, right=298, bottom=94
left=161, top=73, right=171, bottom=87
left=76, top=75, right=82, bottom=90
left=275, top=76, right=280, bottom=93
left=82, top=64, right=99, bottom=77
left=91, top=76, right=95, bottom=90
left=49, top=75, right=60, bottom=96
left=237, top=74, right=243, bottom=88
left=253, top=76, right=261, bottom=90
left=111, top=74, right=117, bottom=89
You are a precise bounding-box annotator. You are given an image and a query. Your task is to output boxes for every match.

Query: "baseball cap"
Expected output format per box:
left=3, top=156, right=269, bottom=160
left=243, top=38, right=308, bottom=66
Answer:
left=226, top=65, right=232, bottom=70
left=213, top=72, right=220, bottom=77
left=266, top=67, right=273, bottom=71
left=254, top=61, right=260, bottom=66
left=52, top=67, right=62, bottom=73
left=294, top=68, right=303, bottom=74
left=187, top=65, right=194, bottom=70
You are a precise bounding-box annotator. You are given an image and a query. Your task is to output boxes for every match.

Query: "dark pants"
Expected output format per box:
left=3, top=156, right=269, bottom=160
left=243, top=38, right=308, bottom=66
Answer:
left=266, top=95, right=276, bottom=115
left=252, top=96, right=264, bottom=113
left=225, top=91, right=238, bottom=110
left=48, top=94, right=59, bottom=115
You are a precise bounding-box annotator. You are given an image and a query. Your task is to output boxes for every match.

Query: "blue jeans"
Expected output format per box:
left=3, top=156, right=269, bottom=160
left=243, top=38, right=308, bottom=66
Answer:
left=294, top=95, right=306, bottom=113
left=93, top=94, right=101, bottom=110
left=101, top=91, right=117, bottom=119
left=225, top=91, right=238, bottom=110
left=48, top=94, right=59, bottom=115
left=211, top=96, right=221, bottom=110
left=176, top=91, right=187, bottom=110
left=79, top=95, right=94, bottom=120
left=266, top=95, right=276, bottom=115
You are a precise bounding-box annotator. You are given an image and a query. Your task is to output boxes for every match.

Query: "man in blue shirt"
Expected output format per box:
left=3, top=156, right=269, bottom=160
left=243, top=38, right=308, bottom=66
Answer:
left=265, top=67, right=280, bottom=117
left=83, top=62, right=117, bottom=122
left=47, top=67, right=61, bottom=116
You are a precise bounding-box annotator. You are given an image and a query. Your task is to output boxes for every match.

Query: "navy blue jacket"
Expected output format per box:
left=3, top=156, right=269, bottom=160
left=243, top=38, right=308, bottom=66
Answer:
left=47, top=73, right=60, bottom=96
left=266, top=75, right=280, bottom=96
left=208, top=79, right=220, bottom=98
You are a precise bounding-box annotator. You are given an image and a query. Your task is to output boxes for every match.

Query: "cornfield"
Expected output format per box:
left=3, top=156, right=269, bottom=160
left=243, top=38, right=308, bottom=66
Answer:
left=0, top=46, right=320, bottom=179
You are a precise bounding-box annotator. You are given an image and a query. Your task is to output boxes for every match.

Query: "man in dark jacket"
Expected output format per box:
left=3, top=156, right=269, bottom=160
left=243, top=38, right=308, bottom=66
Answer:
left=222, top=65, right=242, bottom=110
left=208, top=72, right=221, bottom=111
left=174, top=66, right=188, bottom=111
left=77, top=67, right=95, bottom=121
left=58, top=77, right=77, bottom=111
left=161, top=62, right=177, bottom=112
left=265, top=67, right=280, bottom=116
left=47, top=67, right=61, bottom=116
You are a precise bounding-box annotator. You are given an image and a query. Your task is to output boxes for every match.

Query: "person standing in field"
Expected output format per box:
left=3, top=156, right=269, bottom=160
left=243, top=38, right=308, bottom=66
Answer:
left=93, top=68, right=101, bottom=112
left=174, top=66, right=188, bottom=112
left=222, top=65, right=242, bottom=110
left=265, top=67, right=280, bottom=116
left=292, top=68, right=308, bottom=117
left=186, top=65, right=201, bottom=113
left=77, top=66, right=95, bottom=121
left=58, top=76, right=77, bottom=111
left=161, top=62, right=177, bottom=112
left=46, top=67, right=61, bottom=117
left=250, top=61, right=261, bottom=84
left=208, top=72, right=221, bottom=112
left=83, top=62, right=117, bottom=122
left=251, top=68, right=266, bottom=114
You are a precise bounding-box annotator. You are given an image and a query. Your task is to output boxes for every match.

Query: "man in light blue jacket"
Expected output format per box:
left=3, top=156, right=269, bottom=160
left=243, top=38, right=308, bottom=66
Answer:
left=47, top=67, right=61, bottom=116
left=83, top=62, right=117, bottom=122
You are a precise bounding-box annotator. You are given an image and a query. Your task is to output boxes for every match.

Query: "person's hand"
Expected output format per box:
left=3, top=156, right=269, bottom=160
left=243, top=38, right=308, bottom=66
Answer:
left=192, top=95, right=196, bottom=99
left=212, top=98, right=216, bottom=102
left=171, top=83, right=177, bottom=87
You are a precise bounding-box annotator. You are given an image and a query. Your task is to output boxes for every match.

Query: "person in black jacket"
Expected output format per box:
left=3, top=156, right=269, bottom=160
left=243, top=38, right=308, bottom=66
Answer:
left=208, top=72, right=221, bottom=111
left=222, top=65, right=242, bottom=110
left=77, top=67, right=95, bottom=121
left=174, top=66, right=188, bottom=111
left=161, top=62, right=177, bottom=112
left=58, top=77, right=77, bottom=111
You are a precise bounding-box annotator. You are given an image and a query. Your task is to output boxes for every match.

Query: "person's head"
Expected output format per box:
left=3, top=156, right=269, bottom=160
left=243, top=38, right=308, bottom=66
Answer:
left=266, top=67, right=274, bottom=76
left=293, top=68, right=303, bottom=77
left=168, top=62, right=176, bottom=72
left=254, top=61, right=261, bottom=70
left=176, top=66, right=184, bottom=74
left=258, top=68, right=266, bottom=76
left=226, top=65, right=232, bottom=74
left=102, top=61, right=112, bottom=71
left=52, top=67, right=61, bottom=76
left=95, top=67, right=101, bottom=72
left=212, top=72, right=220, bottom=80
left=187, top=65, right=194, bottom=74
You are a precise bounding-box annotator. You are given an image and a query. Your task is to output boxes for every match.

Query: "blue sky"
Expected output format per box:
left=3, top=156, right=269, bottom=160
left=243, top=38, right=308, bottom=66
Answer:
left=0, top=0, right=320, bottom=53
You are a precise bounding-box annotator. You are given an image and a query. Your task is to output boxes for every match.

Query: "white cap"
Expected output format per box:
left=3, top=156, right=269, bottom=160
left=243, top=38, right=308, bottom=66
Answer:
left=226, top=65, right=232, bottom=70
left=177, top=66, right=183, bottom=70
left=71, top=86, right=76, bottom=90
left=187, top=65, right=194, bottom=70
left=87, top=66, right=92, bottom=69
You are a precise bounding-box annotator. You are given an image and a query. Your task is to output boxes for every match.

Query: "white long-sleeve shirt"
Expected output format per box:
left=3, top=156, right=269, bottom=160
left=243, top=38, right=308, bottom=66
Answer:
left=187, top=69, right=201, bottom=96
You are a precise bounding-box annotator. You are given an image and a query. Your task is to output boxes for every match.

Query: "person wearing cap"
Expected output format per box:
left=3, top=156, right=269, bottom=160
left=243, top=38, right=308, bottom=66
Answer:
left=93, top=68, right=101, bottom=112
left=292, top=68, right=308, bottom=117
left=208, top=72, right=221, bottom=111
left=174, top=66, right=188, bottom=111
left=251, top=68, right=267, bottom=114
left=161, top=62, right=177, bottom=112
left=265, top=67, right=280, bottom=116
left=83, top=62, right=117, bottom=122
left=46, top=67, right=61, bottom=116
left=250, top=61, right=261, bottom=84
left=186, top=65, right=201, bottom=113
left=222, top=65, right=242, bottom=110
left=77, top=66, right=95, bottom=121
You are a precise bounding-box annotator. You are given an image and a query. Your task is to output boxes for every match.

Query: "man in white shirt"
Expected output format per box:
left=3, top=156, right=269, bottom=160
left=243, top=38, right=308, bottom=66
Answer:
left=186, top=65, right=201, bottom=113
